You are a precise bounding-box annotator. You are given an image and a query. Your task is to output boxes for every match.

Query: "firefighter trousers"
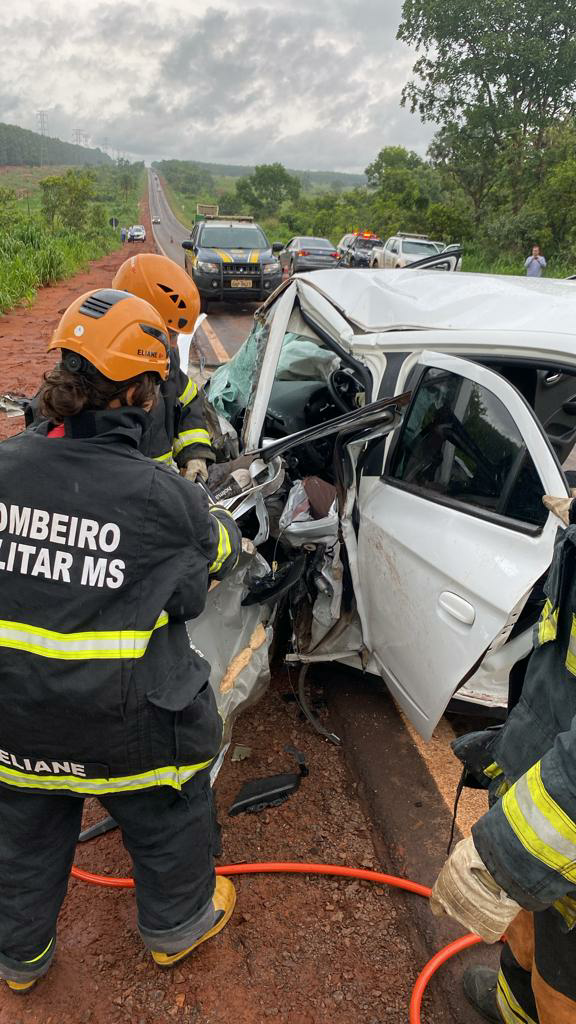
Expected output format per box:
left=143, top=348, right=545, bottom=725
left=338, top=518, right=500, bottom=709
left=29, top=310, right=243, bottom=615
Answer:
left=0, top=768, right=216, bottom=983
left=497, top=909, right=576, bottom=1023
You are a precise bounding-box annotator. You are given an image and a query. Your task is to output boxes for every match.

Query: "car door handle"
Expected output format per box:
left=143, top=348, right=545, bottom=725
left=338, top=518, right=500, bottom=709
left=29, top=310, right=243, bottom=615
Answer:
left=438, top=592, right=476, bottom=625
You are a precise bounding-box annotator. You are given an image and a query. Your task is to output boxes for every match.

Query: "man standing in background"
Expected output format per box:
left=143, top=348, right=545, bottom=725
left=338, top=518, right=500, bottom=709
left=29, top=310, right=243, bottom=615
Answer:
left=525, top=244, right=546, bottom=277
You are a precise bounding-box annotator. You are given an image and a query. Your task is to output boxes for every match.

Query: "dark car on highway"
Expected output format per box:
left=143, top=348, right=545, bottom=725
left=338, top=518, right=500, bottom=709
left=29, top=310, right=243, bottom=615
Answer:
left=182, top=217, right=283, bottom=309
left=278, top=236, right=340, bottom=275
left=337, top=231, right=383, bottom=267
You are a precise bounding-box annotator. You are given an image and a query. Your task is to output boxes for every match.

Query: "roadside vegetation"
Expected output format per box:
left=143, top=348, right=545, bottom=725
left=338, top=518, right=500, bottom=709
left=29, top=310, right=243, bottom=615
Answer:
left=156, top=2, right=576, bottom=278
left=0, top=121, right=110, bottom=167
left=0, top=162, right=144, bottom=313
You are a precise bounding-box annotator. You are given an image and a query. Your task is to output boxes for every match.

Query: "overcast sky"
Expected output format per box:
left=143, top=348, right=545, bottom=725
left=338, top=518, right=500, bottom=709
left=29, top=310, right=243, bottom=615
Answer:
left=0, top=0, right=432, bottom=173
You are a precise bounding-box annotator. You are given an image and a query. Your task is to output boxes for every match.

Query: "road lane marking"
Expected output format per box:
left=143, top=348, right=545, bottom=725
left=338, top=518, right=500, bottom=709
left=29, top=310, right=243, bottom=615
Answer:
left=201, top=319, right=230, bottom=363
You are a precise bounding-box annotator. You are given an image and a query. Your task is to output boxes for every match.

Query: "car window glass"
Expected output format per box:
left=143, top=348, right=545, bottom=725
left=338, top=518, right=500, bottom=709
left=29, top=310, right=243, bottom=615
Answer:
left=391, top=241, right=399, bottom=254
left=201, top=225, right=268, bottom=249
left=388, top=367, right=547, bottom=528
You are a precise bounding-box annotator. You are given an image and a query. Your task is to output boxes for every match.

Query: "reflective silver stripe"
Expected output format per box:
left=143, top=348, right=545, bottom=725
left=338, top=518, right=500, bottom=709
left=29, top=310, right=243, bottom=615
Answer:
left=173, top=429, right=212, bottom=455
left=179, top=379, right=198, bottom=407
left=0, top=612, right=169, bottom=661
left=0, top=759, right=212, bottom=795
left=503, top=769, right=576, bottom=879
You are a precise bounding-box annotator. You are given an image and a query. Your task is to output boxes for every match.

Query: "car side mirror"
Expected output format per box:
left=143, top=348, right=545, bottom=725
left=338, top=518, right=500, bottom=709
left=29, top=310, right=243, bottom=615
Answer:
left=182, top=240, right=194, bottom=251
left=272, top=242, right=284, bottom=253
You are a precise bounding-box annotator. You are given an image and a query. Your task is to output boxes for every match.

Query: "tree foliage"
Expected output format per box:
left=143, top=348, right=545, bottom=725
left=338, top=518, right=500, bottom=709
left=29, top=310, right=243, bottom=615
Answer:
left=398, top=0, right=576, bottom=148
left=236, top=163, right=301, bottom=216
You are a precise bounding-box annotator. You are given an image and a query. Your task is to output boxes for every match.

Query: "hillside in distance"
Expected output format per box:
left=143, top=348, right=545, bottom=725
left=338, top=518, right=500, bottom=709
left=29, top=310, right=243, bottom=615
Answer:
left=153, top=158, right=366, bottom=189
left=0, top=122, right=112, bottom=168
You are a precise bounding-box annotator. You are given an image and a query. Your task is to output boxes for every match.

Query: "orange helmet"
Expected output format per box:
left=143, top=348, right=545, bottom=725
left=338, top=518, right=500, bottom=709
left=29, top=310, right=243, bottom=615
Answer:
left=112, top=253, right=200, bottom=333
left=48, top=289, right=170, bottom=382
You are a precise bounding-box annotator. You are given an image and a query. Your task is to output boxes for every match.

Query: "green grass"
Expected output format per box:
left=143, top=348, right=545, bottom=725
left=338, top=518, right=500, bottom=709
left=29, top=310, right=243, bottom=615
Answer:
left=0, top=166, right=145, bottom=314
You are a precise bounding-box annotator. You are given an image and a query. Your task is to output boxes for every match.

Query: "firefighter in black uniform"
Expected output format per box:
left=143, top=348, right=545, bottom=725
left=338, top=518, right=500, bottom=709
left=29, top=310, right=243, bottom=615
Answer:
left=0, top=288, right=241, bottom=992
left=112, top=253, right=213, bottom=481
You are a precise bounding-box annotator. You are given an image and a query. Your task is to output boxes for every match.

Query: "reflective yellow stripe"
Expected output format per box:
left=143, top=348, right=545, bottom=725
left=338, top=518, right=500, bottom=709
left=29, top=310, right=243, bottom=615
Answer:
left=0, top=612, right=169, bottom=661
left=0, top=759, right=213, bottom=796
left=249, top=249, right=260, bottom=264
left=173, top=428, right=212, bottom=455
left=213, top=249, right=233, bottom=263
left=24, top=938, right=54, bottom=965
left=179, top=379, right=198, bottom=407
left=502, top=762, right=576, bottom=882
left=497, top=970, right=537, bottom=1024
left=153, top=450, right=174, bottom=464
left=209, top=517, right=232, bottom=575
left=566, top=613, right=576, bottom=675
left=483, top=761, right=503, bottom=779
left=538, top=599, right=558, bottom=645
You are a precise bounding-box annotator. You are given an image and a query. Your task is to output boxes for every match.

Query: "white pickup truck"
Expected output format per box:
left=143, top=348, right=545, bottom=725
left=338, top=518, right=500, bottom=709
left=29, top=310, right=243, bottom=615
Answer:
left=371, top=232, right=445, bottom=269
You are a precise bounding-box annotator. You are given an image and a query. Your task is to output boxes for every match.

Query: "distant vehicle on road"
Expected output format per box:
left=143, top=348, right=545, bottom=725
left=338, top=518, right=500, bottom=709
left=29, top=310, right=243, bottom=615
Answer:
left=128, top=224, right=147, bottom=242
left=182, top=215, right=283, bottom=309
left=278, top=237, right=340, bottom=275
left=371, top=233, right=444, bottom=269
left=151, top=217, right=160, bottom=225
left=337, top=231, right=383, bottom=267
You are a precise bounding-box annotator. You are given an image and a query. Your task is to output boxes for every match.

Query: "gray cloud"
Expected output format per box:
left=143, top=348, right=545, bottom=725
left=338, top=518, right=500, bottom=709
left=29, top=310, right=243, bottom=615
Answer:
left=0, top=0, right=432, bottom=171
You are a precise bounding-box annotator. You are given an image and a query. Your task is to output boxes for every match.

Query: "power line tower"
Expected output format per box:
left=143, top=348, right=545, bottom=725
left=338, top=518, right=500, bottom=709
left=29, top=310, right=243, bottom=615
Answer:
left=36, top=110, right=48, bottom=167
left=72, top=128, right=85, bottom=147
left=81, top=132, right=89, bottom=147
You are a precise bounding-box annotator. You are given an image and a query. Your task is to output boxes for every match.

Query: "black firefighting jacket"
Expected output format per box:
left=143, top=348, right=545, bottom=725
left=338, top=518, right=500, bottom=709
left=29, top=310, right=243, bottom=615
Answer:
left=466, top=526, right=576, bottom=928
left=0, top=407, right=240, bottom=797
left=25, top=347, right=213, bottom=469
left=140, top=347, right=214, bottom=469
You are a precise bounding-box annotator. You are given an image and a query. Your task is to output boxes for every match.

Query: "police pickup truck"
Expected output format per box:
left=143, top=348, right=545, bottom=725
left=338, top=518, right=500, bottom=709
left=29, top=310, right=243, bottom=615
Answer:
left=182, top=215, right=283, bottom=308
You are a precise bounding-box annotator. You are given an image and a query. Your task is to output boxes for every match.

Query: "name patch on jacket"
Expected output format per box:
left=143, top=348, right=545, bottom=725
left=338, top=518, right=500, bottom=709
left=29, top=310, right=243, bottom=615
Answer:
left=0, top=503, right=125, bottom=589
left=0, top=748, right=109, bottom=779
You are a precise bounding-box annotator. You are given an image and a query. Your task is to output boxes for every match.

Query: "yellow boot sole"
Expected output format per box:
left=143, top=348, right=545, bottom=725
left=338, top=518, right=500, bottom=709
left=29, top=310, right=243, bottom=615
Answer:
left=6, top=979, right=36, bottom=993
left=152, top=876, right=236, bottom=967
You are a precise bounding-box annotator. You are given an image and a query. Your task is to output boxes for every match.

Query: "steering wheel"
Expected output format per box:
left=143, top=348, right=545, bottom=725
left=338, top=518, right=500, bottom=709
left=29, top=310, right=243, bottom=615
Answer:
left=326, top=368, right=364, bottom=414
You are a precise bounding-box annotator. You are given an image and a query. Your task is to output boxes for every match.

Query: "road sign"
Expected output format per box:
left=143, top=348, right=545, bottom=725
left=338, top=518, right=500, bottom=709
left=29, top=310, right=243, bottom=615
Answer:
left=109, top=217, right=119, bottom=228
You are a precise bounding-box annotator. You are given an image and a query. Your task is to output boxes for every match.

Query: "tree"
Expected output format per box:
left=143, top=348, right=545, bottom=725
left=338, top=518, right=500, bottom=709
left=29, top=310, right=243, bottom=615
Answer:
left=365, top=146, right=424, bottom=187
left=236, top=163, right=301, bottom=216
left=398, top=1, right=576, bottom=150
left=428, top=120, right=499, bottom=224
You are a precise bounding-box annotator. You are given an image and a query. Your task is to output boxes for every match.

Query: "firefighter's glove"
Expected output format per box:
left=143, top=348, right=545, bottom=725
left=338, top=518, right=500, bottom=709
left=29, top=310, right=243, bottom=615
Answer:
left=542, top=493, right=576, bottom=526
left=182, top=459, right=209, bottom=483
left=429, top=836, right=521, bottom=943
left=241, top=538, right=256, bottom=556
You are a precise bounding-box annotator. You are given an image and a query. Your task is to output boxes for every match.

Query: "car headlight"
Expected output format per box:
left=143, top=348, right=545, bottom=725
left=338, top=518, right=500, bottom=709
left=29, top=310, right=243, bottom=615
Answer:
left=197, top=260, right=220, bottom=273
left=263, top=261, right=281, bottom=275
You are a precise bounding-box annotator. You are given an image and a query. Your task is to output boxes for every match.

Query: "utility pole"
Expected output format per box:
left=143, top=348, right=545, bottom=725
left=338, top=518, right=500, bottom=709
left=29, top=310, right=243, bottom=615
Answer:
left=36, top=110, right=48, bottom=167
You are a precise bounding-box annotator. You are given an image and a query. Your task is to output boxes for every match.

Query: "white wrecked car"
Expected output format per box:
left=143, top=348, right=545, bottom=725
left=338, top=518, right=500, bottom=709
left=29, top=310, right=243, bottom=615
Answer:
left=189, top=268, right=576, bottom=742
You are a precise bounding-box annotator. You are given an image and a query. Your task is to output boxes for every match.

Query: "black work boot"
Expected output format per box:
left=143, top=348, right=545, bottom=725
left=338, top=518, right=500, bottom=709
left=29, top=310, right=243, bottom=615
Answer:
left=462, top=967, right=501, bottom=1023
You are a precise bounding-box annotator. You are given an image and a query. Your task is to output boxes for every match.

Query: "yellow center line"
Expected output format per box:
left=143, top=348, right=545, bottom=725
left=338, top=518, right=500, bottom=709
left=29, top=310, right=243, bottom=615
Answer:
left=200, top=319, right=230, bottom=364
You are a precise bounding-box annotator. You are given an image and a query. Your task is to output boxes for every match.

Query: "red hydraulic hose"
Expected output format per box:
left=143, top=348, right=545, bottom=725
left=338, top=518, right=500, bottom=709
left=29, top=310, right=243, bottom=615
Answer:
left=70, top=861, right=482, bottom=1023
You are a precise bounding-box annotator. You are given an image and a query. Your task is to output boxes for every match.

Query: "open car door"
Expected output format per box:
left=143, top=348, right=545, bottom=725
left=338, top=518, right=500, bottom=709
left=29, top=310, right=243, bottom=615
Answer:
left=352, top=351, right=569, bottom=739
left=406, top=248, right=462, bottom=272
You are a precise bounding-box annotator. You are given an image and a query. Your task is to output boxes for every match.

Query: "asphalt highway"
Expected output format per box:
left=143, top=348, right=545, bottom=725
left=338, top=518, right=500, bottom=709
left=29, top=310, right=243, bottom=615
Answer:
left=148, top=171, right=257, bottom=366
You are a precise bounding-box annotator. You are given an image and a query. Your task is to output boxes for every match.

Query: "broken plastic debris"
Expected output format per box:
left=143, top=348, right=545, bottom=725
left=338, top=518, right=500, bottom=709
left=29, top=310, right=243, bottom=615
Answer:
left=231, top=745, right=252, bottom=762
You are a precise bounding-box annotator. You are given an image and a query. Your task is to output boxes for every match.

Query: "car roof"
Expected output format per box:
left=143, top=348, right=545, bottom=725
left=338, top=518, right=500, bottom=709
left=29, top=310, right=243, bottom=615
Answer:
left=291, top=268, right=576, bottom=345
left=200, top=220, right=262, bottom=230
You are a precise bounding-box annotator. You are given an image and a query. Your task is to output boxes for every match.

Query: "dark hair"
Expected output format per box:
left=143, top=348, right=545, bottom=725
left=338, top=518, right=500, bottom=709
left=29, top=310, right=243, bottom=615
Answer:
left=38, top=363, right=158, bottom=423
